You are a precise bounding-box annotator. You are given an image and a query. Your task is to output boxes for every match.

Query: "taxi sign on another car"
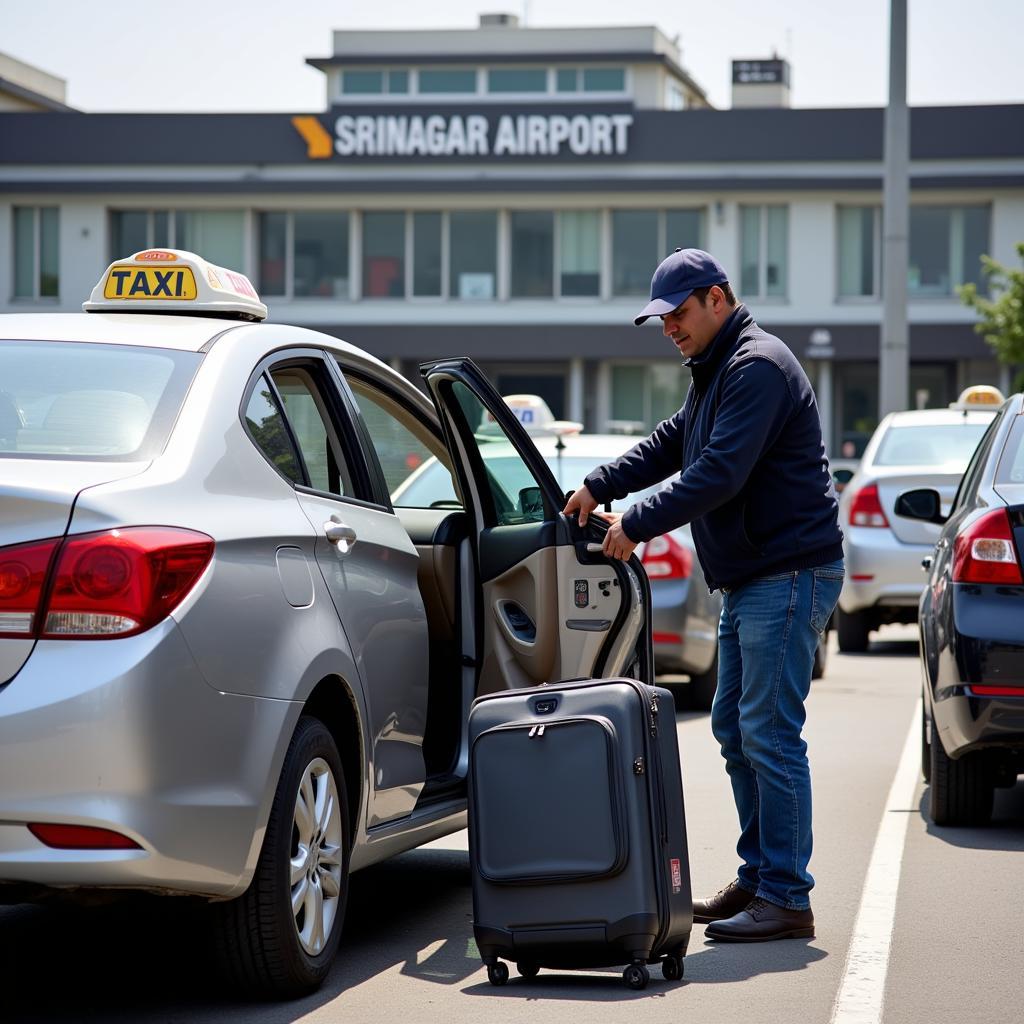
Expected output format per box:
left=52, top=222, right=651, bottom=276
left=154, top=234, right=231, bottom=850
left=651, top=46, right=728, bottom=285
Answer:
left=480, top=394, right=583, bottom=437
left=83, top=249, right=268, bottom=322
left=949, top=385, right=1005, bottom=410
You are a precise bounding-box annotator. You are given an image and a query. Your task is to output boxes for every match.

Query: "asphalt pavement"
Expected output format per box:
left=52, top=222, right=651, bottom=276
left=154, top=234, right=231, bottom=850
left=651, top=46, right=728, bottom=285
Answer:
left=3, top=626, right=1022, bottom=1024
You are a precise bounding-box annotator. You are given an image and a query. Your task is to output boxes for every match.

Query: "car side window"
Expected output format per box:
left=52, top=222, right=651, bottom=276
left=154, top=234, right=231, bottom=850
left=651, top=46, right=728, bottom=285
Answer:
left=342, top=372, right=461, bottom=509
left=951, top=416, right=1000, bottom=514
left=270, top=366, right=355, bottom=498
left=244, top=376, right=303, bottom=484
left=451, top=380, right=547, bottom=527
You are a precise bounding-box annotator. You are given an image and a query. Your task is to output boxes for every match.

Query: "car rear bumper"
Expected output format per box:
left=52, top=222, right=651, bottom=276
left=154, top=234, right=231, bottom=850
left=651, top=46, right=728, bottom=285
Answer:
left=930, top=586, right=1024, bottom=756
left=650, top=579, right=717, bottom=675
left=840, top=527, right=929, bottom=613
left=932, top=690, right=1024, bottom=757
left=0, top=620, right=298, bottom=899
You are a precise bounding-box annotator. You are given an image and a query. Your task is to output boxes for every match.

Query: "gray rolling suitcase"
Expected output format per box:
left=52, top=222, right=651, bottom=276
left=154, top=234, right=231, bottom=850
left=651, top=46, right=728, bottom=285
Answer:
left=468, top=677, right=692, bottom=990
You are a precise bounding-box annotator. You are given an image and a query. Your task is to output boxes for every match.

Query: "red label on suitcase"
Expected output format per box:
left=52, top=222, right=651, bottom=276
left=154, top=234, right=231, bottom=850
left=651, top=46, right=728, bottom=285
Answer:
left=670, top=858, right=682, bottom=894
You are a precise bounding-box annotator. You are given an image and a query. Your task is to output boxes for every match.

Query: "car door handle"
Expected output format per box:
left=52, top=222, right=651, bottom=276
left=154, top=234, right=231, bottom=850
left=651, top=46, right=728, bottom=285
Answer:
left=586, top=543, right=604, bottom=554
left=323, top=519, right=357, bottom=555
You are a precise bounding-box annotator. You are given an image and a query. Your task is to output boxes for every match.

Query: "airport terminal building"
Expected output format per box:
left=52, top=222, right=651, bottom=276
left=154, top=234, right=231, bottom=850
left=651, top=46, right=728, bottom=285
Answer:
left=2, top=16, right=1023, bottom=451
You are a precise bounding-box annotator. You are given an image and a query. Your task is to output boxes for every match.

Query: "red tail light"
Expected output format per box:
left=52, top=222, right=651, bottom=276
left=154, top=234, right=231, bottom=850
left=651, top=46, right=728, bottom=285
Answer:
left=952, top=509, right=1023, bottom=585
left=0, top=538, right=61, bottom=638
left=28, top=823, right=141, bottom=850
left=0, top=528, right=213, bottom=640
left=849, top=483, right=890, bottom=528
left=641, top=534, right=693, bottom=580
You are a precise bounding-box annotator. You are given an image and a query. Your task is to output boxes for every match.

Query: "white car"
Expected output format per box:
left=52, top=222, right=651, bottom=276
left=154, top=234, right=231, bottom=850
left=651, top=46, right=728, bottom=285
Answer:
left=835, top=387, right=1002, bottom=651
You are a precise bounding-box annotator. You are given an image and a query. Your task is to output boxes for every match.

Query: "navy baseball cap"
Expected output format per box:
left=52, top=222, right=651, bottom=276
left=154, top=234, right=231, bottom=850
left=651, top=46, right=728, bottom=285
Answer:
left=633, top=248, right=729, bottom=325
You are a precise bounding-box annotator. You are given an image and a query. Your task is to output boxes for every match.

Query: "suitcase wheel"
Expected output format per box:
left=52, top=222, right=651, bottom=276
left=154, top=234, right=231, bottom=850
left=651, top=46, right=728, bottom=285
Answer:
left=661, top=954, right=685, bottom=982
left=516, top=962, right=540, bottom=979
left=487, top=962, right=510, bottom=986
left=623, top=963, right=650, bottom=990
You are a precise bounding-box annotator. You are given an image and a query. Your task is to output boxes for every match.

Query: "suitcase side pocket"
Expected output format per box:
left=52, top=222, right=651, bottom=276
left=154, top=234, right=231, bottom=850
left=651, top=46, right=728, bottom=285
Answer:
left=470, top=717, right=628, bottom=885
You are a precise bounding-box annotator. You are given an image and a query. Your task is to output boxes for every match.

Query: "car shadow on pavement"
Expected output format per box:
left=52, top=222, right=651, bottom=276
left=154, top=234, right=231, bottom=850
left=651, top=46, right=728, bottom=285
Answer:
left=0, top=846, right=478, bottom=1024
left=920, top=786, right=1024, bottom=848
left=844, top=638, right=921, bottom=658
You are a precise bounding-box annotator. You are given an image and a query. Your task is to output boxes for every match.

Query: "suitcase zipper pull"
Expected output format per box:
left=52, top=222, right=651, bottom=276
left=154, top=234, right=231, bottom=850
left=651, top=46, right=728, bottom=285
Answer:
left=649, top=692, right=659, bottom=737
left=528, top=724, right=546, bottom=738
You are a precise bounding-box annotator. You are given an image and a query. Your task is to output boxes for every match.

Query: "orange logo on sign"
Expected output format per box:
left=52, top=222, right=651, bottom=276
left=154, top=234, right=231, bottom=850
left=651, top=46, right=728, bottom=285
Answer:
left=135, top=250, right=178, bottom=262
left=292, top=116, right=333, bottom=159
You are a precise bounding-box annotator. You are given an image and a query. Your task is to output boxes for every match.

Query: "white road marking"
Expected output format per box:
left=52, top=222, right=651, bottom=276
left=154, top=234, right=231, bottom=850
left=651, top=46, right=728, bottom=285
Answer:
left=831, top=701, right=921, bottom=1024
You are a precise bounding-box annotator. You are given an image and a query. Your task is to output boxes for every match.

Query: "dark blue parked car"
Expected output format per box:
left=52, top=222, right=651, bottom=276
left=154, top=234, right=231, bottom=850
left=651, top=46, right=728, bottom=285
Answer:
left=896, top=392, right=1024, bottom=825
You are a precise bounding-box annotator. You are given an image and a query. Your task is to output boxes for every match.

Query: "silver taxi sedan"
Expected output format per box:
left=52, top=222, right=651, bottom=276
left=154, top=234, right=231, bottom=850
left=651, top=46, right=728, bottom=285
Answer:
left=0, top=250, right=651, bottom=998
left=836, top=388, right=1000, bottom=651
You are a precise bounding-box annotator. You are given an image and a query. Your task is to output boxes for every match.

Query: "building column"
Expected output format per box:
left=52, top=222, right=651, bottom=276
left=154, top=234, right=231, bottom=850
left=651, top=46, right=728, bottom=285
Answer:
left=817, top=360, right=834, bottom=456
left=568, top=358, right=584, bottom=425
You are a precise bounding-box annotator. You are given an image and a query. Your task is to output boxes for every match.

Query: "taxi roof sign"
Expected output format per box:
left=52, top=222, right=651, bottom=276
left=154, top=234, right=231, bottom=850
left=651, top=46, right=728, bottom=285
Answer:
left=84, top=250, right=268, bottom=322
left=480, top=394, right=583, bottom=437
left=949, top=385, right=1005, bottom=410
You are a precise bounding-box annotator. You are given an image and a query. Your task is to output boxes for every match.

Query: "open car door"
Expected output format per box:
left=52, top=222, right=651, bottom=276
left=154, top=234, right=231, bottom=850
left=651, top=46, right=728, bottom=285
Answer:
left=421, top=358, right=652, bottom=694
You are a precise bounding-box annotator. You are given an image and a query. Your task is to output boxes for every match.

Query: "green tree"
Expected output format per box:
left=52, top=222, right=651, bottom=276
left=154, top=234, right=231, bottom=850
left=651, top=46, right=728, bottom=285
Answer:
left=959, top=242, right=1024, bottom=391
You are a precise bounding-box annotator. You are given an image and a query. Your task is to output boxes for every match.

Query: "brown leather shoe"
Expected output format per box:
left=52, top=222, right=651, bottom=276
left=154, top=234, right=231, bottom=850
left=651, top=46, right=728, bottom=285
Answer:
left=692, top=880, right=757, bottom=924
left=704, top=897, right=815, bottom=942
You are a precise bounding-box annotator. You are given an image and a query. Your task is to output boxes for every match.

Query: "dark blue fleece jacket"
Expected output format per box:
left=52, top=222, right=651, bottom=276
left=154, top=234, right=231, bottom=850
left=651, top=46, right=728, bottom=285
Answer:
left=584, top=305, right=843, bottom=592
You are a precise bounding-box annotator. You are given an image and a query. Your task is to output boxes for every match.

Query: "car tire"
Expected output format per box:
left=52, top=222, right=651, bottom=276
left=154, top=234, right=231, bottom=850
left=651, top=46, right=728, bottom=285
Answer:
left=836, top=609, right=870, bottom=653
left=929, top=733, right=994, bottom=827
left=812, top=634, right=828, bottom=680
left=686, top=649, right=719, bottom=711
left=213, top=716, right=350, bottom=998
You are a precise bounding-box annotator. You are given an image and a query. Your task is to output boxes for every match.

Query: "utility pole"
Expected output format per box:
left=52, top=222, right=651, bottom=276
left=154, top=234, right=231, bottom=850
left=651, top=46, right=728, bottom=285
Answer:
left=879, top=0, right=910, bottom=417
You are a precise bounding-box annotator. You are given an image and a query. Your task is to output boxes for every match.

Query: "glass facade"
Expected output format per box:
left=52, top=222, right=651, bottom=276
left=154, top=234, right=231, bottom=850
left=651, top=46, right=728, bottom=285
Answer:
left=174, top=211, right=244, bottom=269
left=450, top=211, right=497, bottom=299
left=362, top=212, right=405, bottom=298
left=488, top=68, right=547, bottom=93
left=837, top=206, right=877, bottom=297
left=258, top=212, right=349, bottom=298
left=419, top=69, right=477, bottom=93
left=612, top=209, right=704, bottom=297
left=412, top=212, right=442, bottom=297
left=740, top=204, right=788, bottom=298
left=559, top=211, right=601, bottom=297
left=13, top=206, right=59, bottom=299
left=610, top=363, right=690, bottom=432
left=909, top=205, right=989, bottom=296
left=510, top=211, right=554, bottom=298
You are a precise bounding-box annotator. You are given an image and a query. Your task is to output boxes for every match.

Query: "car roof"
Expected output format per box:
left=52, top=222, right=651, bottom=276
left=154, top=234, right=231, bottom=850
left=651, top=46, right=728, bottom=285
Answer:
left=525, top=433, right=642, bottom=457
left=0, top=312, right=246, bottom=352
left=883, top=408, right=997, bottom=427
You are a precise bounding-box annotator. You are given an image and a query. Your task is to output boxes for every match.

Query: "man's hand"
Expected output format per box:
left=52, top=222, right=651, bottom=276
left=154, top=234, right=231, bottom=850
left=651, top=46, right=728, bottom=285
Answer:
left=563, top=484, right=599, bottom=526
left=600, top=512, right=639, bottom=561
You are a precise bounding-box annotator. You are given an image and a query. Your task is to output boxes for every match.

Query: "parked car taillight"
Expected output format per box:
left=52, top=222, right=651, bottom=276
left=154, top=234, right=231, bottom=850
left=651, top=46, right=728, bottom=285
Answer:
left=0, top=528, right=214, bottom=640
left=951, top=509, right=1024, bottom=585
left=641, top=534, right=692, bottom=580
left=0, top=538, right=62, bottom=638
left=849, top=483, right=890, bottom=528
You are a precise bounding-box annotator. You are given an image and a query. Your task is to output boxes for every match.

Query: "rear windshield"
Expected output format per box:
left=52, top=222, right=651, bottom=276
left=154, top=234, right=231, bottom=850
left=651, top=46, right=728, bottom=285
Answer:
left=996, top=415, right=1024, bottom=483
left=873, top=422, right=991, bottom=469
left=0, top=340, right=201, bottom=460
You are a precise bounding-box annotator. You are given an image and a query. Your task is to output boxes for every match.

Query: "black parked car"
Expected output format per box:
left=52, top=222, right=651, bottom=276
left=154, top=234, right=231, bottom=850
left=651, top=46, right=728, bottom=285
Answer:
left=896, top=393, right=1024, bottom=826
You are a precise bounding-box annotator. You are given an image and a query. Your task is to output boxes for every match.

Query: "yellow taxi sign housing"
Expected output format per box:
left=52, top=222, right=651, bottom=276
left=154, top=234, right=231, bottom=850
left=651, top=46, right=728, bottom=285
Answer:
left=84, top=249, right=268, bottom=322
left=949, top=385, right=1005, bottom=410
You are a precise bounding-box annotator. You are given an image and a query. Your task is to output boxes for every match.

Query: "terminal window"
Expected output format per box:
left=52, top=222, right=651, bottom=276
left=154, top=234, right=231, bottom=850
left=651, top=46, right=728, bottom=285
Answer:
left=488, top=68, right=547, bottom=93
left=908, top=205, right=989, bottom=297
left=419, top=69, right=478, bottom=94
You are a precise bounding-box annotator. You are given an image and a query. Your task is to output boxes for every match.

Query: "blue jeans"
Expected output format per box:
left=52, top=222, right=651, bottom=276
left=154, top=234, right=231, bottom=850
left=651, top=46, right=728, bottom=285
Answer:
left=710, top=560, right=844, bottom=910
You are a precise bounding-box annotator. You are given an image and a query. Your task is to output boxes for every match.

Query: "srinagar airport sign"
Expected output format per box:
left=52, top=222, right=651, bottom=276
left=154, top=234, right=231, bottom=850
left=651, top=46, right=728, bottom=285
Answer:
left=292, top=111, right=635, bottom=159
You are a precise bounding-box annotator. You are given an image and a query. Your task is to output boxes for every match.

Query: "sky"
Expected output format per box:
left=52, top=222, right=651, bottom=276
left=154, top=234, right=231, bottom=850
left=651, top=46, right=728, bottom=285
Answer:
left=3, top=0, right=1023, bottom=112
